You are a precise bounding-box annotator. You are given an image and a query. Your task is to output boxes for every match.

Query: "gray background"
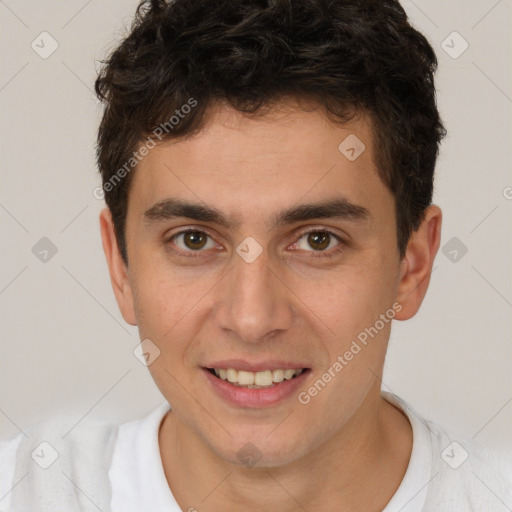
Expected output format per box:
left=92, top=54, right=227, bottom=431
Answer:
left=1, top=0, right=511, bottom=451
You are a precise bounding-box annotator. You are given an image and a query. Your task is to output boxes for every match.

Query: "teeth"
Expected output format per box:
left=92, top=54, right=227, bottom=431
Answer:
left=283, top=369, right=296, bottom=380
left=272, top=369, right=284, bottom=382
left=226, top=368, right=238, bottom=383
left=255, top=370, right=273, bottom=386
left=237, top=371, right=254, bottom=385
left=211, top=368, right=304, bottom=387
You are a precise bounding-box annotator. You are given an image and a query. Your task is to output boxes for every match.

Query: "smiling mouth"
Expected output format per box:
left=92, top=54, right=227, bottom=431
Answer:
left=205, top=367, right=310, bottom=389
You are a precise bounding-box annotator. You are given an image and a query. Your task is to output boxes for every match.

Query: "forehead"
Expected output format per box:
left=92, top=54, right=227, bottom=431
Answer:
left=128, top=100, right=393, bottom=231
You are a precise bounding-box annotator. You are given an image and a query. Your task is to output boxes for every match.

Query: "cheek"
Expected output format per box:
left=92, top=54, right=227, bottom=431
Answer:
left=289, top=263, right=385, bottom=333
left=131, top=249, right=201, bottom=324
left=132, top=270, right=203, bottom=399
left=130, top=268, right=186, bottom=349
left=130, top=262, right=220, bottom=367
left=288, top=258, right=396, bottom=379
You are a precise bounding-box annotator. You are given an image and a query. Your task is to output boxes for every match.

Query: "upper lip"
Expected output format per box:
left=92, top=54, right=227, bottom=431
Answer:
left=204, top=359, right=309, bottom=372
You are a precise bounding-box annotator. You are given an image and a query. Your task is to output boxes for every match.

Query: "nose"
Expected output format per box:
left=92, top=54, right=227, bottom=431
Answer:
left=214, top=245, right=294, bottom=344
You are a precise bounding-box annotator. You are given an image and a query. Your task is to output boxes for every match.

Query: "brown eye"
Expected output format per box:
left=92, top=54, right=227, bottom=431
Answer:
left=307, top=231, right=331, bottom=251
left=183, top=231, right=207, bottom=250
left=171, top=230, right=215, bottom=253
left=293, top=229, right=345, bottom=258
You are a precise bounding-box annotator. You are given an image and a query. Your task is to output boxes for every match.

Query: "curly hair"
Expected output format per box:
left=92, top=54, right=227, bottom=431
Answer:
left=95, top=0, right=446, bottom=264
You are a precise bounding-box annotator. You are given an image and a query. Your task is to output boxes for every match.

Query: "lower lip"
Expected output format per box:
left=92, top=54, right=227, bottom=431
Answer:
left=202, top=368, right=310, bottom=408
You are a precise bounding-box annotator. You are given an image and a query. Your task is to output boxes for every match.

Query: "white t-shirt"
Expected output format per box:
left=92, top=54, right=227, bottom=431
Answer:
left=1, top=392, right=511, bottom=511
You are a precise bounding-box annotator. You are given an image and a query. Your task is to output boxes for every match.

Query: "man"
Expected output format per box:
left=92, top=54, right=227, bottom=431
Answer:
left=2, top=0, right=511, bottom=510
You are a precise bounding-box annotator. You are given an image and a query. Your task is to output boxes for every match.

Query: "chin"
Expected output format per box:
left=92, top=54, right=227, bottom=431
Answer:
left=211, top=432, right=307, bottom=469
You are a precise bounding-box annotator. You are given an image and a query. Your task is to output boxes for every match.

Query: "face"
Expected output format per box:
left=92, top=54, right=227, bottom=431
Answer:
left=101, top=98, right=435, bottom=468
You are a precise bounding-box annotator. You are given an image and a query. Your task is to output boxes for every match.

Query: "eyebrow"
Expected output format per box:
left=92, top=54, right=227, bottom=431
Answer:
left=143, top=196, right=371, bottom=230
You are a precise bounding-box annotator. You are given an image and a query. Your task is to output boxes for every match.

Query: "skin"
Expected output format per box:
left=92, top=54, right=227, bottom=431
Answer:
left=100, top=97, right=442, bottom=511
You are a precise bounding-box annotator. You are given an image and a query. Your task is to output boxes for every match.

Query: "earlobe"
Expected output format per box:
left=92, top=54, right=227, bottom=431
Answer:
left=394, top=205, right=442, bottom=321
left=99, top=207, right=138, bottom=326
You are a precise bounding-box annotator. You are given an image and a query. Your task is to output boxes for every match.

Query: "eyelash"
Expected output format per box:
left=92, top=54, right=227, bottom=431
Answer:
left=166, top=227, right=345, bottom=259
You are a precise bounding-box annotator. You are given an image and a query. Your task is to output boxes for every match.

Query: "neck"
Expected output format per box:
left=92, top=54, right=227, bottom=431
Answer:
left=159, top=390, right=412, bottom=512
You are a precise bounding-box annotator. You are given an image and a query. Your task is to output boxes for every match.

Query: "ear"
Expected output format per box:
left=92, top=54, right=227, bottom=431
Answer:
left=394, top=204, right=442, bottom=320
left=99, top=207, right=137, bottom=326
